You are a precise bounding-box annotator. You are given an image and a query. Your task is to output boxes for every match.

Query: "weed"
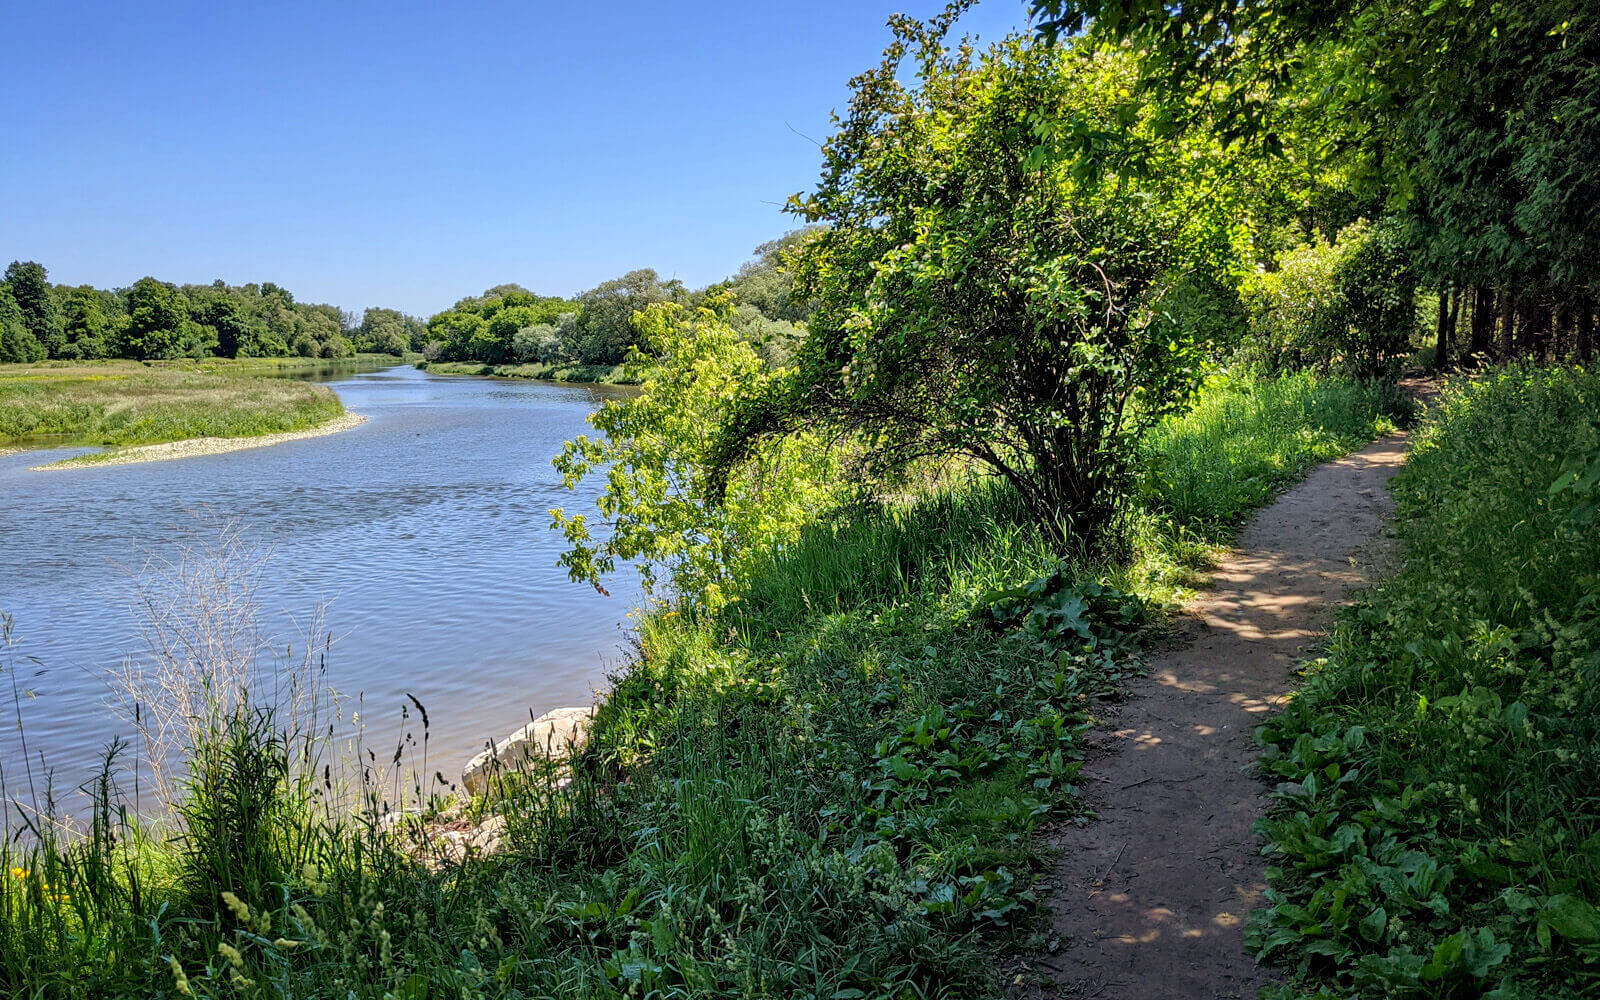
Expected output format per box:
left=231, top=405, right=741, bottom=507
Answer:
left=1251, top=366, right=1600, bottom=998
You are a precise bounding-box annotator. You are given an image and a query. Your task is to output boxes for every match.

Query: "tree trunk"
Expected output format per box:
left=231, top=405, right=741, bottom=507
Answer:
left=1516, top=297, right=1539, bottom=358
left=1433, top=289, right=1451, bottom=370
left=1468, top=285, right=1494, bottom=360
left=1578, top=293, right=1594, bottom=364
left=1498, top=289, right=1517, bottom=362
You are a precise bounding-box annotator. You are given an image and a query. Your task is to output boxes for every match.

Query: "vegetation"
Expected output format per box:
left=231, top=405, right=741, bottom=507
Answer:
left=0, top=371, right=1394, bottom=998
left=1031, top=0, right=1599, bottom=369
left=1248, top=368, right=1600, bottom=998
left=0, top=264, right=426, bottom=363
left=3, top=0, right=1596, bottom=996
left=714, top=16, right=1265, bottom=547
left=0, top=361, right=344, bottom=453
left=421, top=241, right=813, bottom=373
left=552, top=298, right=839, bottom=606
left=414, top=360, right=629, bottom=384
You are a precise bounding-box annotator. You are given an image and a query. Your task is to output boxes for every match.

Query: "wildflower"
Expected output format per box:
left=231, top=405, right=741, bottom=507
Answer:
left=272, top=938, right=301, bottom=950
left=9, top=867, right=26, bottom=879
left=218, top=941, right=244, bottom=969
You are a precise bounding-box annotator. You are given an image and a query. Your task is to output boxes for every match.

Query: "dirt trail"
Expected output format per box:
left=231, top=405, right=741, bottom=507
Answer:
left=1030, top=434, right=1411, bottom=998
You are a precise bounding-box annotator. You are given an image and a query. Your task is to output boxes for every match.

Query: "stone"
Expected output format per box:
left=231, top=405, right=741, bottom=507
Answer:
left=469, top=814, right=508, bottom=854
left=460, top=705, right=594, bottom=796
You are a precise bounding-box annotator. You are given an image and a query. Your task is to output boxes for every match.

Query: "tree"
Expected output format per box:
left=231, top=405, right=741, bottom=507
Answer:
left=0, top=284, right=46, bottom=363
left=722, top=228, right=822, bottom=324
left=575, top=269, right=686, bottom=365
left=197, top=295, right=264, bottom=358
left=711, top=14, right=1220, bottom=546
left=357, top=307, right=410, bottom=356
left=4, top=261, right=63, bottom=357
left=59, top=286, right=121, bottom=359
left=1030, top=0, right=1600, bottom=364
left=124, top=277, right=188, bottom=359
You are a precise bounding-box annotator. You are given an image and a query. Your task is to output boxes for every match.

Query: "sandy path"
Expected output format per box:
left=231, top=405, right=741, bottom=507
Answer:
left=30, top=412, right=366, bottom=470
left=1028, top=434, right=1410, bottom=998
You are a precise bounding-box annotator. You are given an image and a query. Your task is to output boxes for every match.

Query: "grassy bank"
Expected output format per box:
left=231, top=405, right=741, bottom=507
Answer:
left=416, top=360, right=633, bottom=384
left=0, top=361, right=345, bottom=454
left=1251, top=366, right=1600, bottom=998
left=0, top=373, right=1395, bottom=997
left=147, top=353, right=415, bottom=377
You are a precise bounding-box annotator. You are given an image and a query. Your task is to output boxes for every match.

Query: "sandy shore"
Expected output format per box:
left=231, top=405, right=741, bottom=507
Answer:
left=31, top=412, right=367, bottom=470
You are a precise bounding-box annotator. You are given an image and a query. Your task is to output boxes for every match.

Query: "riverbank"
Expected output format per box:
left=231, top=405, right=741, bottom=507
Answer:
left=31, top=412, right=367, bottom=469
left=146, top=352, right=416, bottom=377
left=416, top=359, right=634, bottom=384
left=0, top=372, right=1400, bottom=998
left=0, top=360, right=346, bottom=456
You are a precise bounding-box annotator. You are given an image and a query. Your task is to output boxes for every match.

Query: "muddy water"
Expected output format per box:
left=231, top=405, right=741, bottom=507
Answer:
left=0, top=365, right=641, bottom=808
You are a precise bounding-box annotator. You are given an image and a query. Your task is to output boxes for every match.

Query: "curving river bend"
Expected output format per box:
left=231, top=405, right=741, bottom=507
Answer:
left=0, top=365, right=640, bottom=807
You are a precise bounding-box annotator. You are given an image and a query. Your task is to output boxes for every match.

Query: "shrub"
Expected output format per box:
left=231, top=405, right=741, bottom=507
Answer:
left=713, top=25, right=1232, bottom=549
left=552, top=297, right=839, bottom=607
left=1245, top=218, right=1417, bottom=378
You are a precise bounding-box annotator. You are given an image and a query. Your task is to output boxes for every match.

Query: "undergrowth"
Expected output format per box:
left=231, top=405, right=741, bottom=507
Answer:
left=0, top=372, right=1397, bottom=998
left=1252, top=366, right=1600, bottom=998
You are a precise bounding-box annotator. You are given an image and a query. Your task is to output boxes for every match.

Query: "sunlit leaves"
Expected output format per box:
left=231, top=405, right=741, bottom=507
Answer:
left=551, top=297, right=838, bottom=607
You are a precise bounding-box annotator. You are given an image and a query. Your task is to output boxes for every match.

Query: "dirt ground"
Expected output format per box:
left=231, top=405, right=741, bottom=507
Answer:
left=1022, top=433, right=1411, bottom=998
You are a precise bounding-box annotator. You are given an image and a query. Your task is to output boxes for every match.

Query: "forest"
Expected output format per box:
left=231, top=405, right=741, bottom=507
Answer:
left=0, top=263, right=434, bottom=363
left=1, top=234, right=810, bottom=373
left=1, top=2, right=1597, bottom=999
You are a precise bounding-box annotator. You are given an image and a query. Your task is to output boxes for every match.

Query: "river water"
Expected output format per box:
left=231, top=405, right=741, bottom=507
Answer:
left=0, top=365, right=640, bottom=811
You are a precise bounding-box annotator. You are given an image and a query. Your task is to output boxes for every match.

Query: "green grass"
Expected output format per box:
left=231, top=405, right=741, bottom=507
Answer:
left=146, top=353, right=415, bottom=376
left=0, top=361, right=345, bottom=452
left=1127, top=370, right=1401, bottom=600
left=1142, top=371, right=1402, bottom=533
left=0, top=372, right=1397, bottom=998
left=417, top=360, right=634, bottom=384
left=1250, top=366, right=1600, bottom=998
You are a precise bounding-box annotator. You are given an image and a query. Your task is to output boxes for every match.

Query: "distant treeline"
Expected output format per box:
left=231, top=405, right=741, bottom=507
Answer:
left=0, top=262, right=430, bottom=363
left=420, top=231, right=815, bottom=368
left=1, top=230, right=818, bottom=370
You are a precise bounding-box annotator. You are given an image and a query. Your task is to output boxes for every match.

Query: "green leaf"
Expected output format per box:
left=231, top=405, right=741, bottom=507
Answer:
left=1540, top=894, right=1600, bottom=942
left=1357, top=906, right=1387, bottom=942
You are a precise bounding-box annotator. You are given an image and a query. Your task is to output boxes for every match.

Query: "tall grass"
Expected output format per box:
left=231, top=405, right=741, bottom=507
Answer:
left=0, top=362, right=344, bottom=450
left=0, top=372, right=1398, bottom=998
left=1142, top=370, right=1401, bottom=533
left=1251, top=366, right=1600, bottom=998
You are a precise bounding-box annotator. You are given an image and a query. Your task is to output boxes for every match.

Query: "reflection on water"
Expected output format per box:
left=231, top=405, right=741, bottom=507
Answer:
left=0, top=365, right=640, bottom=806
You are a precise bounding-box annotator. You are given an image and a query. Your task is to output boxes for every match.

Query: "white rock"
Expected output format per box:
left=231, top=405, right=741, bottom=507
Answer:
left=469, top=814, right=508, bottom=854
left=460, top=705, right=595, bottom=796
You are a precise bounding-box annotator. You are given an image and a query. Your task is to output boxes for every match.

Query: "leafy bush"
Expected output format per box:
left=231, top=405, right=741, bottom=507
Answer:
left=1245, top=219, right=1417, bottom=379
left=1251, top=366, right=1600, bottom=998
left=551, top=297, right=839, bottom=607
left=713, top=24, right=1249, bottom=549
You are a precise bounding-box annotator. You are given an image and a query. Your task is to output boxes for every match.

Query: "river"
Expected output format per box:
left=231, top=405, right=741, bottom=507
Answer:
left=0, top=364, right=640, bottom=813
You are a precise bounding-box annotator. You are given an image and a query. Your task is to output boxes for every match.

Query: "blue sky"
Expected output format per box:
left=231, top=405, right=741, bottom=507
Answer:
left=2, top=1, right=1035, bottom=317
